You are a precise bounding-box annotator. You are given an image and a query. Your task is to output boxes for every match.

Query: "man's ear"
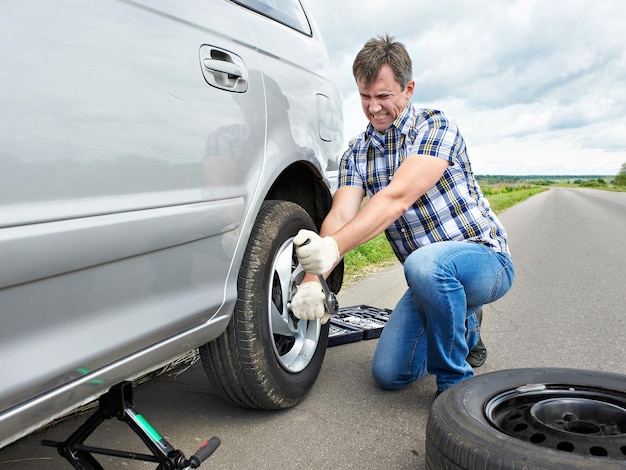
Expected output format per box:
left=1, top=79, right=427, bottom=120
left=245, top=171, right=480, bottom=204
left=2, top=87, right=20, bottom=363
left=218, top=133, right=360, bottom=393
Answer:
left=405, top=79, right=415, bottom=99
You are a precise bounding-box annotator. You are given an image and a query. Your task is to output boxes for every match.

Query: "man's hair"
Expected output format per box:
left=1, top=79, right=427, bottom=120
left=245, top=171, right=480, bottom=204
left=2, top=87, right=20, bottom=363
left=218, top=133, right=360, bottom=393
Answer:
left=352, top=34, right=412, bottom=89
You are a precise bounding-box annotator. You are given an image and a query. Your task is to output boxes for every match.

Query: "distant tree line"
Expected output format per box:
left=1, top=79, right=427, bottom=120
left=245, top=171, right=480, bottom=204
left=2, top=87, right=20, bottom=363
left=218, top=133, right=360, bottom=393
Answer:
left=478, top=163, right=626, bottom=187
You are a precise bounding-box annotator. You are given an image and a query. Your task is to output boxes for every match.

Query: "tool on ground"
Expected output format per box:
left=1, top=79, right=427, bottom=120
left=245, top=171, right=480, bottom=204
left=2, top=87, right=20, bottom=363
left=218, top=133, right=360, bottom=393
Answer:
left=42, top=381, right=220, bottom=469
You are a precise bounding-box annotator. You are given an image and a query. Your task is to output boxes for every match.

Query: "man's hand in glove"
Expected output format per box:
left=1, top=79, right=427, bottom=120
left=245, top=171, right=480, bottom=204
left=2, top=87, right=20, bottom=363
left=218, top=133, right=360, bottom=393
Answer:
left=293, top=229, right=339, bottom=275
left=290, top=281, right=330, bottom=324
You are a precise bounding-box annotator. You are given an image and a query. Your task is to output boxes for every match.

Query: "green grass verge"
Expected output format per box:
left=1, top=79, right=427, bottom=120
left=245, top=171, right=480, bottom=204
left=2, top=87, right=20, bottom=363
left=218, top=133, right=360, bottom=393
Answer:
left=485, top=186, right=548, bottom=212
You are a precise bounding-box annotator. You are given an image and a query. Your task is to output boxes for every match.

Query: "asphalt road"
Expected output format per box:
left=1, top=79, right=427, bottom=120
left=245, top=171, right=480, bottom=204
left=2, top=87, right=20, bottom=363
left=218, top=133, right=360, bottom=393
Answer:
left=1, top=187, right=625, bottom=469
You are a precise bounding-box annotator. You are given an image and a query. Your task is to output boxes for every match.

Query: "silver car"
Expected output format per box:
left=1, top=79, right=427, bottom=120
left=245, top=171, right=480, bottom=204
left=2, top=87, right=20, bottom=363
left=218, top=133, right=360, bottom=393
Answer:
left=0, top=0, right=343, bottom=448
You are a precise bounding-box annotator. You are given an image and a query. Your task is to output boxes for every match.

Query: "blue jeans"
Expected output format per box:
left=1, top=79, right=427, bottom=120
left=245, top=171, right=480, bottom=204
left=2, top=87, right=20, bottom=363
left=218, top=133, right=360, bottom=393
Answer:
left=371, top=241, right=514, bottom=392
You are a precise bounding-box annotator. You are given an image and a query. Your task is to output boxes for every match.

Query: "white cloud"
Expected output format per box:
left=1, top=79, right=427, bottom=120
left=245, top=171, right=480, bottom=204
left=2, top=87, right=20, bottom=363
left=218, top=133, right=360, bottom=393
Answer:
left=306, top=0, right=626, bottom=175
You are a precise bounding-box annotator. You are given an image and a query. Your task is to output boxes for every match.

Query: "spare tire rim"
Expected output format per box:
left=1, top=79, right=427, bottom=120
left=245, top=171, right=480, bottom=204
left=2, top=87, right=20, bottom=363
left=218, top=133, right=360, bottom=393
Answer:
left=267, top=238, right=320, bottom=373
left=485, top=383, right=626, bottom=459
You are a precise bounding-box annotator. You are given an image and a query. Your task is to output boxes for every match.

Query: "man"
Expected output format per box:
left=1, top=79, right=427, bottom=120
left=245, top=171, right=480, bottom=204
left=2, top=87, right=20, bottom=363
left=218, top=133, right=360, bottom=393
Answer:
left=291, top=35, right=514, bottom=395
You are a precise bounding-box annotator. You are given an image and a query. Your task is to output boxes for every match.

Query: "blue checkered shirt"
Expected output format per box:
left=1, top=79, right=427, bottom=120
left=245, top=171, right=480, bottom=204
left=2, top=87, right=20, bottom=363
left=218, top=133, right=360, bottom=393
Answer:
left=338, top=104, right=509, bottom=262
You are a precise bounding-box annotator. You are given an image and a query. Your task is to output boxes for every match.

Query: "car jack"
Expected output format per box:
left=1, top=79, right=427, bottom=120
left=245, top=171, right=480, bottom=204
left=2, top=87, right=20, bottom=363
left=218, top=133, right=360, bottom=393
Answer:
left=42, top=381, right=220, bottom=469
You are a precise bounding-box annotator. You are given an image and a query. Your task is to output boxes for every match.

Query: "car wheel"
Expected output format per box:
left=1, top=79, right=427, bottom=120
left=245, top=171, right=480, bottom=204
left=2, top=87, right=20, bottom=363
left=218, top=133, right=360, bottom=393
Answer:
left=426, top=368, right=626, bottom=469
left=199, top=200, right=328, bottom=409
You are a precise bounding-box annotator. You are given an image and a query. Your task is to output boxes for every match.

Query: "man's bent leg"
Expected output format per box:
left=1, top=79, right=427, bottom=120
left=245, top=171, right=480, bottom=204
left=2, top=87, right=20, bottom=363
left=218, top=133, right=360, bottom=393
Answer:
left=404, top=242, right=514, bottom=392
left=371, top=290, right=428, bottom=390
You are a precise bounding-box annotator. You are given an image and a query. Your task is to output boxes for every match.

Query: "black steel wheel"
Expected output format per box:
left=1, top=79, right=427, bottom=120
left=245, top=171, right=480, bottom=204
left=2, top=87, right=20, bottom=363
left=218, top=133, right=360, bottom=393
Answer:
left=200, top=201, right=328, bottom=409
left=426, top=368, right=626, bottom=469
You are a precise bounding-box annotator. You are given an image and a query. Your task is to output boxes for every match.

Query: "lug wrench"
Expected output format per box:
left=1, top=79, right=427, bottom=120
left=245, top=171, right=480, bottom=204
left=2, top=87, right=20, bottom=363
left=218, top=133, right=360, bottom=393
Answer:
left=295, top=239, right=338, bottom=317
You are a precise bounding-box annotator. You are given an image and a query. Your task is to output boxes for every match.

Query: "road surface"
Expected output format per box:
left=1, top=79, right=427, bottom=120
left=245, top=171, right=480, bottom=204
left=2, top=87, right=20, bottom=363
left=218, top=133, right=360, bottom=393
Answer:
left=1, top=187, right=625, bottom=469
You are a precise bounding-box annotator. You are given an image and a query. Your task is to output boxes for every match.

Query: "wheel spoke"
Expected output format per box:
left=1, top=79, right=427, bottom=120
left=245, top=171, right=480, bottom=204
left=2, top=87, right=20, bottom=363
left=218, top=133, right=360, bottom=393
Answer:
left=270, top=302, right=292, bottom=336
left=277, top=335, right=304, bottom=367
left=269, top=242, right=295, bottom=337
left=274, top=242, right=293, bottom=312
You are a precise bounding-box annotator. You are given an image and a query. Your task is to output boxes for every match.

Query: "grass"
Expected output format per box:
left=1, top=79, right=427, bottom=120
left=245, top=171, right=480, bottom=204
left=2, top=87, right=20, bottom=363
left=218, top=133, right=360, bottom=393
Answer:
left=342, top=184, right=548, bottom=284
left=483, top=185, right=548, bottom=212
left=342, top=231, right=398, bottom=284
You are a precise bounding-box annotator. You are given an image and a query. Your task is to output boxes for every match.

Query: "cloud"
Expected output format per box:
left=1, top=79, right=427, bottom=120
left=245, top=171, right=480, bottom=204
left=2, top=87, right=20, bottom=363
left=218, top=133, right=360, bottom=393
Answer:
left=306, top=0, right=626, bottom=174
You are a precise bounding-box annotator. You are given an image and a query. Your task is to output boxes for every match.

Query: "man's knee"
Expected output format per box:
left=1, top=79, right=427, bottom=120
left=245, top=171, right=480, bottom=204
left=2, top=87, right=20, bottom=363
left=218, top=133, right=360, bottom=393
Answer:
left=371, top=362, right=406, bottom=391
left=404, top=249, right=439, bottom=286
left=371, top=350, right=409, bottom=391
left=371, top=353, right=427, bottom=391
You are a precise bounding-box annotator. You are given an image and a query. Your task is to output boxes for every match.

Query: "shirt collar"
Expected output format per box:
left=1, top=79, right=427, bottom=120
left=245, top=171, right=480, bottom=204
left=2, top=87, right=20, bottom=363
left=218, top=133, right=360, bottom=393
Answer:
left=365, top=103, right=413, bottom=148
left=365, top=103, right=412, bottom=150
left=392, top=103, right=413, bottom=135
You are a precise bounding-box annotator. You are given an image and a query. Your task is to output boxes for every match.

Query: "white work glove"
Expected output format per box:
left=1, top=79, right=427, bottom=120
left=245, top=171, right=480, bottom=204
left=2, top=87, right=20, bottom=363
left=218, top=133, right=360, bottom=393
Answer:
left=291, top=281, right=331, bottom=324
left=293, top=229, right=340, bottom=275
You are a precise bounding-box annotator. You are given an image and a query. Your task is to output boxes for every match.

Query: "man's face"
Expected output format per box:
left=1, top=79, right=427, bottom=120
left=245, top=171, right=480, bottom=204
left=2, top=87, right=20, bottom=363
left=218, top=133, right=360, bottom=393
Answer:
left=357, top=63, right=414, bottom=133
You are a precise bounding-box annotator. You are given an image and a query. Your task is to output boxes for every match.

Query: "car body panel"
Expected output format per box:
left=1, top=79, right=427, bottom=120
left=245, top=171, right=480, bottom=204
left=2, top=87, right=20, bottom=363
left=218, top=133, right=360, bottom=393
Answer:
left=0, top=0, right=342, bottom=447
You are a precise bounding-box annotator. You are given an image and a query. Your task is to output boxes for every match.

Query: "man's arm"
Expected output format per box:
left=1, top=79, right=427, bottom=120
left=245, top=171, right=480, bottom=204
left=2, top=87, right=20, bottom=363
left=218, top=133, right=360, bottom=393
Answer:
left=320, top=185, right=366, bottom=237
left=299, top=185, right=365, bottom=283
left=291, top=155, right=447, bottom=320
left=332, top=154, right=449, bottom=256
left=295, top=153, right=448, bottom=277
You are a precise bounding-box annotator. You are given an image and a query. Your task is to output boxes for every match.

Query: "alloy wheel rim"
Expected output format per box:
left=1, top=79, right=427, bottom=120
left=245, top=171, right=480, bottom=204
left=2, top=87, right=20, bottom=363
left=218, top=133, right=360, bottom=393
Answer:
left=267, top=238, right=320, bottom=373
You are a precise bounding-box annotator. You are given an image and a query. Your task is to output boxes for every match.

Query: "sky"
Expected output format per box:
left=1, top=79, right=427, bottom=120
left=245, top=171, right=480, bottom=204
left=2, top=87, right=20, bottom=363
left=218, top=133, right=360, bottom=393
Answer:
left=306, top=0, right=626, bottom=175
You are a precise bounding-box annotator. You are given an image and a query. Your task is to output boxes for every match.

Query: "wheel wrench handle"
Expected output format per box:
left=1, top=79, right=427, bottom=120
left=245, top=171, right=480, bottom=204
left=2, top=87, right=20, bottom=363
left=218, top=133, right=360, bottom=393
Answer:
left=317, top=274, right=338, bottom=316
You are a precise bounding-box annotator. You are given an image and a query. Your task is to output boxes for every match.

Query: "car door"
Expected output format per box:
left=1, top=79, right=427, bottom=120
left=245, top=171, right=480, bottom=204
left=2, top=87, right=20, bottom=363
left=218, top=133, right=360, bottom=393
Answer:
left=0, top=0, right=264, bottom=419
left=234, top=0, right=343, bottom=182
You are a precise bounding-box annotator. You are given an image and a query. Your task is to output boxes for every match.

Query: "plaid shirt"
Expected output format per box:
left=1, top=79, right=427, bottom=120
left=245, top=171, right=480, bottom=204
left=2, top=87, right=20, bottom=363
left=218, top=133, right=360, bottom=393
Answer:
left=339, top=104, right=509, bottom=262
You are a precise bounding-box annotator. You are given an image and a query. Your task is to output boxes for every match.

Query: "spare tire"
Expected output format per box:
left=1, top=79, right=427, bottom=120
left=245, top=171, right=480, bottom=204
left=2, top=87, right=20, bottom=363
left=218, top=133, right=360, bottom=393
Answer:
left=426, top=368, right=626, bottom=469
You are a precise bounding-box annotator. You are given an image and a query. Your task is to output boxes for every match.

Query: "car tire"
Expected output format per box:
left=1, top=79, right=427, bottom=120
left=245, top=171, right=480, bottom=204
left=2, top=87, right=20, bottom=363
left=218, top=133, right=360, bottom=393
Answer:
left=199, top=200, right=328, bottom=409
left=426, top=368, right=626, bottom=469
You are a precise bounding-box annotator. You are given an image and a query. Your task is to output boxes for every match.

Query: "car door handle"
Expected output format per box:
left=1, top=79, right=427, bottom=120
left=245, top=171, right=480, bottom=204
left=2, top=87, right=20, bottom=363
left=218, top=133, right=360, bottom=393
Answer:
left=203, top=59, right=244, bottom=78
left=199, top=45, right=248, bottom=93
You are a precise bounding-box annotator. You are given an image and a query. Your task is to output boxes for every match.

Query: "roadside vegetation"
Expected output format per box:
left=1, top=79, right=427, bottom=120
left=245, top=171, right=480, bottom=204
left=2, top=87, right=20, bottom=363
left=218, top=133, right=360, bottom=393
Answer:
left=342, top=170, right=626, bottom=285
